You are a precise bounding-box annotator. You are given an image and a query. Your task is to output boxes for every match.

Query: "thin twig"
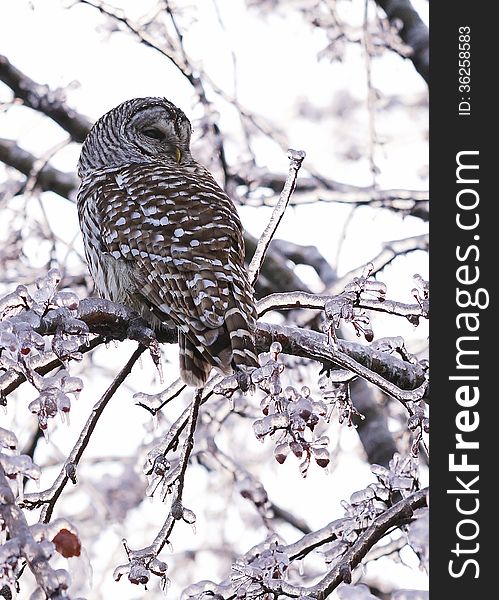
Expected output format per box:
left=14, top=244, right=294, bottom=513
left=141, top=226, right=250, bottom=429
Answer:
left=149, top=387, right=203, bottom=555
left=256, top=291, right=426, bottom=321
left=21, top=345, right=145, bottom=522
left=248, top=149, right=306, bottom=287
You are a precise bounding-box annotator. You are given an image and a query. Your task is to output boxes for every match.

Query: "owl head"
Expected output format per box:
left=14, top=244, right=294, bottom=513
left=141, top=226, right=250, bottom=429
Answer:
left=78, top=97, right=193, bottom=178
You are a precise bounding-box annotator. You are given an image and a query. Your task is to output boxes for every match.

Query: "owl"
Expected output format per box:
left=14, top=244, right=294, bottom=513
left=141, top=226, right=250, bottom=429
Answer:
left=77, top=97, right=259, bottom=387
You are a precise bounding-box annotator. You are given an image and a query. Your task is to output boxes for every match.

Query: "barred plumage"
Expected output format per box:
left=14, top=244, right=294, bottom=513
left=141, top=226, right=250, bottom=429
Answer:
left=77, top=97, right=259, bottom=387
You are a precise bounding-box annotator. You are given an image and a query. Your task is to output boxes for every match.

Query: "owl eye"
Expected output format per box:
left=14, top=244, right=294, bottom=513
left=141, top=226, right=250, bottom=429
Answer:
left=142, top=128, right=165, bottom=141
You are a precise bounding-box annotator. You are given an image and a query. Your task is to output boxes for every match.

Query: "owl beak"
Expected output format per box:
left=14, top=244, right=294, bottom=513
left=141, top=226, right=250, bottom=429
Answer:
left=175, top=147, right=182, bottom=163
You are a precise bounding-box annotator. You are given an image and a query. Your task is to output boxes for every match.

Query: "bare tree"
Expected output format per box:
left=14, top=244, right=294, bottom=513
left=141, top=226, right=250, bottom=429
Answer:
left=0, top=2, right=428, bottom=599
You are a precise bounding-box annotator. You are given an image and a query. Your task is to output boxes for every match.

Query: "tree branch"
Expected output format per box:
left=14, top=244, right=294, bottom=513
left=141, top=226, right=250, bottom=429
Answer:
left=0, top=138, right=78, bottom=199
left=0, top=54, right=92, bottom=142
left=247, top=149, right=306, bottom=287
left=0, top=463, right=72, bottom=598
left=311, top=487, right=428, bottom=598
left=374, top=0, right=429, bottom=84
left=256, top=322, right=427, bottom=403
left=21, top=345, right=145, bottom=522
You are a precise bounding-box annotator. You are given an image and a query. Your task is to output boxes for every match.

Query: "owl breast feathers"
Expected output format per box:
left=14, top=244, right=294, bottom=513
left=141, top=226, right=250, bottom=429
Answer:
left=77, top=97, right=259, bottom=387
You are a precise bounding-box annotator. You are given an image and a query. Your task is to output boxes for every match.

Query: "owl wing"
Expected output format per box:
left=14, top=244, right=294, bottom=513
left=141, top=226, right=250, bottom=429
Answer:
left=80, top=163, right=257, bottom=370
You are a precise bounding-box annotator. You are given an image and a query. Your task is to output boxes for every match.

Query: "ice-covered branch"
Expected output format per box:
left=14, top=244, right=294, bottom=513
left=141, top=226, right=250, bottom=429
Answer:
left=257, top=290, right=426, bottom=322
left=256, top=322, right=427, bottom=403
left=113, top=387, right=205, bottom=588
left=248, top=149, right=306, bottom=287
left=0, top=464, right=73, bottom=598
left=310, top=487, right=428, bottom=598
left=183, top=474, right=428, bottom=599
left=21, top=345, right=145, bottom=522
left=270, top=240, right=338, bottom=287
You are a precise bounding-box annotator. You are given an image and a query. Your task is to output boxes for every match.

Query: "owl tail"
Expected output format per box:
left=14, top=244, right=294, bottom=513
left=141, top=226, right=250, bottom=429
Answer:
left=223, top=305, right=260, bottom=373
left=179, top=333, right=212, bottom=388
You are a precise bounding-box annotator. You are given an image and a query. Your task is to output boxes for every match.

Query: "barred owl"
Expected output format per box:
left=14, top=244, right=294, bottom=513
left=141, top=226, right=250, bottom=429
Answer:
left=77, top=97, right=259, bottom=387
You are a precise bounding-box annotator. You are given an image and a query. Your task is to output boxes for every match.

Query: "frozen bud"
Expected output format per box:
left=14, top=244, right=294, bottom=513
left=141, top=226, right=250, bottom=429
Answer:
left=153, top=455, right=170, bottom=477
left=270, top=341, right=282, bottom=357
left=314, top=435, right=330, bottom=447
left=294, top=398, right=313, bottom=420
left=52, top=336, right=81, bottom=361
left=274, top=442, right=290, bottom=464
left=374, top=485, right=390, bottom=501
left=0, top=330, right=18, bottom=353
left=253, top=413, right=290, bottom=440
left=312, top=400, right=328, bottom=417
left=214, top=374, right=239, bottom=397
left=182, top=508, right=197, bottom=525
left=350, top=487, right=375, bottom=505
left=47, top=268, right=62, bottom=287
left=290, top=414, right=306, bottom=433
left=290, top=441, right=303, bottom=458
left=0, top=426, right=18, bottom=450
left=129, top=562, right=150, bottom=585
left=301, top=386, right=310, bottom=398
left=423, top=418, right=430, bottom=433
left=66, top=462, right=78, bottom=484
left=53, top=291, right=79, bottom=311
left=312, top=447, right=330, bottom=468
left=150, top=558, right=168, bottom=576
left=28, top=397, right=41, bottom=415
left=0, top=454, right=41, bottom=480
left=56, top=392, right=71, bottom=413
left=41, top=393, right=58, bottom=418
left=371, top=464, right=389, bottom=479
left=407, top=415, right=419, bottom=431
left=171, top=499, right=184, bottom=520
left=363, top=326, right=374, bottom=342
left=113, top=563, right=130, bottom=582
left=306, top=413, right=319, bottom=431
left=284, top=386, right=298, bottom=401
left=251, top=361, right=275, bottom=383
left=52, top=529, right=81, bottom=558
left=260, top=396, right=271, bottom=415
left=61, top=375, right=83, bottom=395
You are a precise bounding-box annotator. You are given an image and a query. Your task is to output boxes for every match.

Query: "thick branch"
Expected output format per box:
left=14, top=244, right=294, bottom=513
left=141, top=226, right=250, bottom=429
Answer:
left=0, top=138, right=78, bottom=199
left=0, top=54, right=92, bottom=142
left=374, top=0, right=429, bottom=84
left=256, top=322, right=426, bottom=403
